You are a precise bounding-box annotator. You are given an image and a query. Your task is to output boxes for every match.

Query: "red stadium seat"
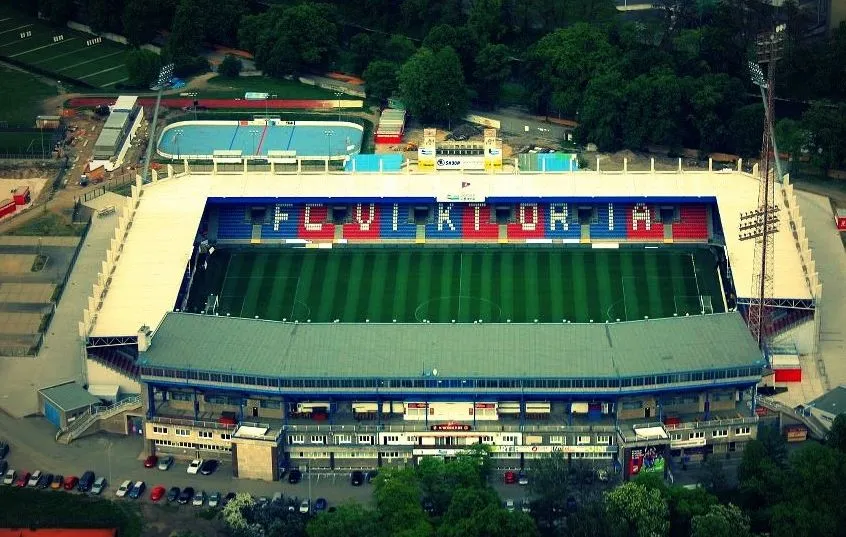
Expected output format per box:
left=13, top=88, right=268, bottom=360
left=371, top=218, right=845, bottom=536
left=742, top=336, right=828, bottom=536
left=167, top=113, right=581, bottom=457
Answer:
left=626, top=203, right=664, bottom=240
left=674, top=205, right=709, bottom=241
left=462, top=204, right=499, bottom=240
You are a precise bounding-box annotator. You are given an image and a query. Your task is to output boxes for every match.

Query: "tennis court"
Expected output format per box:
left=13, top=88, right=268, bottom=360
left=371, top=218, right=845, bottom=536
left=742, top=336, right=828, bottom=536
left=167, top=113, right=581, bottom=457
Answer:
left=157, top=120, right=364, bottom=159
left=186, top=247, right=726, bottom=324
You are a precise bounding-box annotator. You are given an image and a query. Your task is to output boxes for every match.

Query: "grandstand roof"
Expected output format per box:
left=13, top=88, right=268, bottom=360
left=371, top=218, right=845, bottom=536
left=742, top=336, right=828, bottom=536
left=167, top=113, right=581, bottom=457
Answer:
left=88, top=169, right=812, bottom=338
left=140, top=311, right=763, bottom=379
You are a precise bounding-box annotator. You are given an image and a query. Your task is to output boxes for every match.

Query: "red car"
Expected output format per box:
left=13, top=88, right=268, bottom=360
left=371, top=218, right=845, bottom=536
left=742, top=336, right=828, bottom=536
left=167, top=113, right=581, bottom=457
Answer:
left=504, top=470, right=516, bottom=484
left=63, top=476, right=79, bottom=490
left=143, top=455, right=158, bottom=468
left=150, top=485, right=166, bottom=502
left=14, top=472, right=31, bottom=487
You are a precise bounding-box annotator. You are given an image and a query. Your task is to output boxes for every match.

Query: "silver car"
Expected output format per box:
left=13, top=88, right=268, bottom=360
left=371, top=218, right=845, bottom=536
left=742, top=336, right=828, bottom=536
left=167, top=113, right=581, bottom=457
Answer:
left=91, top=477, right=107, bottom=495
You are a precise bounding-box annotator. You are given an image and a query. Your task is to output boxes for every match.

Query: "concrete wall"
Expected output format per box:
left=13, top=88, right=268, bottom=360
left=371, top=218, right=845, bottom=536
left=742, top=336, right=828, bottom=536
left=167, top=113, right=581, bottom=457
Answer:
left=86, top=359, right=140, bottom=394
left=233, top=438, right=275, bottom=480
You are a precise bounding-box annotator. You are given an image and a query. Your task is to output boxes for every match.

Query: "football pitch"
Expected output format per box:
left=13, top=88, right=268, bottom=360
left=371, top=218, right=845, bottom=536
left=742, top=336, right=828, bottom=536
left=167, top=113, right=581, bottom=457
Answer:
left=186, top=247, right=726, bottom=324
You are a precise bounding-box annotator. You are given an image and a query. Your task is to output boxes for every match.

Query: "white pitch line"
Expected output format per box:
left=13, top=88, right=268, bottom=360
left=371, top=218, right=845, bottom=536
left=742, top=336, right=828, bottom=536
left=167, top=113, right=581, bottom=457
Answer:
left=100, top=77, right=128, bottom=88
left=10, top=36, right=76, bottom=57
left=57, top=49, right=122, bottom=72
left=0, top=24, right=32, bottom=38
left=77, top=64, right=123, bottom=80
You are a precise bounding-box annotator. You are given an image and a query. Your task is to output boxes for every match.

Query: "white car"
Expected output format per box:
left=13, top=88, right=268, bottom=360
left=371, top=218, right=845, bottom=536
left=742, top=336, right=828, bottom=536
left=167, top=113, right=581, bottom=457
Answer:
left=505, top=498, right=515, bottom=512
left=187, top=459, right=203, bottom=474
left=115, top=479, right=132, bottom=497
left=192, top=490, right=206, bottom=506
left=299, top=499, right=310, bottom=514
left=3, top=469, right=15, bottom=485
left=27, top=470, right=42, bottom=487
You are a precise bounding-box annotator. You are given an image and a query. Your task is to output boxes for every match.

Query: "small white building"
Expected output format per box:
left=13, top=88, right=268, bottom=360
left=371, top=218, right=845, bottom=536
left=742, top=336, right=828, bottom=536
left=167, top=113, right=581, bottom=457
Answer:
left=806, top=385, right=846, bottom=428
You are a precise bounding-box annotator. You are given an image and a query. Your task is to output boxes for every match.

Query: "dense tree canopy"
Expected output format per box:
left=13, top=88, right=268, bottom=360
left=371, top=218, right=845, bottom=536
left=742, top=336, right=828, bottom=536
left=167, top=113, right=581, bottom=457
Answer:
left=398, top=46, right=468, bottom=124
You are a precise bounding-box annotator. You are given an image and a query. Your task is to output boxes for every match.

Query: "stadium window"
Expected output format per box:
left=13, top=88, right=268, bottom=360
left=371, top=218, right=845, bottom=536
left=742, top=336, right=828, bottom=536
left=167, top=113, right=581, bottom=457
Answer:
left=620, top=378, right=632, bottom=387
left=678, top=373, right=690, bottom=383
left=152, top=426, right=168, bottom=434
left=170, top=391, right=192, bottom=402
left=715, top=370, right=727, bottom=379
left=289, top=435, right=305, bottom=444
left=232, top=375, right=244, bottom=384
left=583, top=379, right=596, bottom=388
left=549, top=436, right=565, bottom=445
left=186, top=371, right=198, bottom=380
left=220, top=374, right=232, bottom=383
left=577, top=435, right=591, bottom=445
left=292, top=379, right=304, bottom=388
left=208, top=373, right=220, bottom=382
left=735, top=427, right=750, bottom=436
left=597, top=435, right=612, bottom=445
left=413, top=379, right=424, bottom=388
left=712, top=429, right=728, bottom=438
left=175, top=370, right=187, bottom=379
left=269, top=378, right=279, bottom=387
left=691, top=372, right=704, bottom=381
left=656, top=375, right=669, bottom=385
left=596, top=379, right=607, bottom=388
left=256, top=377, right=268, bottom=387
left=221, top=433, right=231, bottom=440
left=197, top=372, right=209, bottom=381
left=175, top=428, right=190, bottom=437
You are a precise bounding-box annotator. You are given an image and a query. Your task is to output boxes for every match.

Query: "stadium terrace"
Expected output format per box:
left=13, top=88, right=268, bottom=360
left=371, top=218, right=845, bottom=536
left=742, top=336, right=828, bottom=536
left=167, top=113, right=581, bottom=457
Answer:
left=80, top=162, right=818, bottom=481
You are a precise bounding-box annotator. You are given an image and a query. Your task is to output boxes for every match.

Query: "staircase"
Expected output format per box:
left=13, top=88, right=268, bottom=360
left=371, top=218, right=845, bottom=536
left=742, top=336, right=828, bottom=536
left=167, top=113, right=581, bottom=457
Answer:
left=55, top=395, right=142, bottom=444
left=580, top=224, right=590, bottom=244
left=756, top=395, right=828, bottom=440
left=415, top=225, right=425, bottom=244
left=250, top=224, right=262, bottom=244
left=498, top=225, right=508, bottom=244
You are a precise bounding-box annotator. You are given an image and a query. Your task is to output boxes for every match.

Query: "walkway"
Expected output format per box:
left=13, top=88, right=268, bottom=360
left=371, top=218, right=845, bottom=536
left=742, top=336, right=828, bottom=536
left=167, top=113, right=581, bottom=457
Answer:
left=796, top=190, right=846, bottom=392
left=0, top=206, right=117, bottom=418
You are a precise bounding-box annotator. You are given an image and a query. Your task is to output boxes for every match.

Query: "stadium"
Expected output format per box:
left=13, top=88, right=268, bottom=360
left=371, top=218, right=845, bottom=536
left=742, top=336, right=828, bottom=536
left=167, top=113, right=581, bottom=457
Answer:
left=75, top=134, right=819, bottom=481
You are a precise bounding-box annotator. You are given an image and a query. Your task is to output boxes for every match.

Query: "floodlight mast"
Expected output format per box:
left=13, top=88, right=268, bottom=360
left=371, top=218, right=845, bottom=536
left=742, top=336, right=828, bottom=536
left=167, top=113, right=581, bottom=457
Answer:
left=141, top=63, right=175, bottom=184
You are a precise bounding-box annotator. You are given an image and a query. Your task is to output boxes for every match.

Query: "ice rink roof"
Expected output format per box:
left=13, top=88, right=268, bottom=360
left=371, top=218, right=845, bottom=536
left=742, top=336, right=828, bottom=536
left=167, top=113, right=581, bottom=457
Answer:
left=87, top=168, right=813, bottom=338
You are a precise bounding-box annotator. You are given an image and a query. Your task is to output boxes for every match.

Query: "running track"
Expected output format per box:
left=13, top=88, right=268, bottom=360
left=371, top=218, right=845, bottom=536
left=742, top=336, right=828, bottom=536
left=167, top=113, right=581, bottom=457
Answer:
left=67, top=97, right=341, bottom=110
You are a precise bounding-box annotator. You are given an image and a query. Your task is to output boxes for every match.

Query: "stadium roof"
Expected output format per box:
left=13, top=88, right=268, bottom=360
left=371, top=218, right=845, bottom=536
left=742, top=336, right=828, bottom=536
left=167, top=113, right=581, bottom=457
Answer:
left=88, top=169, right=813, bottom=338
left=139, top=311, right=763, bottom=379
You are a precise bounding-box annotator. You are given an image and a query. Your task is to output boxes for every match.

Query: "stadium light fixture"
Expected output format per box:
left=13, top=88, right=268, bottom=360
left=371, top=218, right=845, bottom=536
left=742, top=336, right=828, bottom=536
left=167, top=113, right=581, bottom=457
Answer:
left=141, top=63, right=175, bottom=184
left=748, top=60, right=784, bottom=183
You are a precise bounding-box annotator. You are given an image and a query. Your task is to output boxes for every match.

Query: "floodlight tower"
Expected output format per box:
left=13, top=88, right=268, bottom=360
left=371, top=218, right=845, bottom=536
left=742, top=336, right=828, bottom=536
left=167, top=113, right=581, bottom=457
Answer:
left=141, top=63, right=175, bottom=183
left=739, top=27, right=785, bottom=348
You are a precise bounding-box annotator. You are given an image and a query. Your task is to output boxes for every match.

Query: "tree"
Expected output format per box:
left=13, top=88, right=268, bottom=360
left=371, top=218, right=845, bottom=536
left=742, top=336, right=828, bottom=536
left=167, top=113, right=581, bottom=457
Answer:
left=698, top=455, right=728, bottom=497
left=350, top=33, right=378, bottom=73
left=196, top=0, right=244, bottom=47
left=604, top=482, right=670, bottom=537
left=727, top=103, right=764, bottom=158
left=38, top=0, right=75, bottom=26
left=526, top=452, right=572, bottom=533
left=467, top=0, right=504, bottom=46
left=363, top=60, right=400, bottom=102
left=526, top=23, right=617, bottom=116
left=690, top=503, right=751, bottom=537
left=222, top=493, right=256, bottom=537
left=416, top=451, right=486, bottom=516
left=121, top=0, right=159, bottom=47
left=372, top=467, right=431, bottom=537
left=686, top=73, right=744, bottom=152
left=802, top=100, right=846, bottom=171
left=826, top=413, right=846, bottom=453
left=398, top=46, right=468, bottom=124
left=439, top=487, right=537, bottom=537
left=218, top=55, right=243, bottom=78
left=472, top=43, right=511, bottom=108
left=125, top=48, right=162, bottom=87
left=423, top=24, right=462, bottom=52
left=307, top=504, right=383, bottom=537
left=381, top=35, right=418, bottom=64
left=622, top=68, right=683, bottom=149
left=578, top=67, right=626, bottom=150
left=775, top=118, right=805, bottom=164
left=164, top=0, right=206, bottom=74
left=567, top=499, right=628, bottom=537
left=84, top=0, right=122, bottom=33
left=666, top=485, right=718, bottom=537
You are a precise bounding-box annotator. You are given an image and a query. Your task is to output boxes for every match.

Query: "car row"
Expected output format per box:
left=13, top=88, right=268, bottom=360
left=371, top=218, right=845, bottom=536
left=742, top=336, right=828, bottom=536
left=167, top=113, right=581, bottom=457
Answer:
left=113, top=479, right=231, bottom=508
left=3, top=469, right=98, bottom=493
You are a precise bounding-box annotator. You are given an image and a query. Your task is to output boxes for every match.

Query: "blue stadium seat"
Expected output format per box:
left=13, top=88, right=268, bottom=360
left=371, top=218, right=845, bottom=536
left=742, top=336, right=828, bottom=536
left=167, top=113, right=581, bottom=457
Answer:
left=215, top=205, right=252, bottom=240
left=424, top=203, right=463, bottom=239
left=261, top=204, right=300, bottom=239
left=380, top=203, right=418, bottom=239
left=590, top=203, right=627, bottom=239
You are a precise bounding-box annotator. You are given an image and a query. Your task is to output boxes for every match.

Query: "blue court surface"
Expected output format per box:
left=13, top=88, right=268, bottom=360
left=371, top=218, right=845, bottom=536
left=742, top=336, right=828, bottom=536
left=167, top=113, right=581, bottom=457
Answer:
left=157, top=120, right=364, bottom=159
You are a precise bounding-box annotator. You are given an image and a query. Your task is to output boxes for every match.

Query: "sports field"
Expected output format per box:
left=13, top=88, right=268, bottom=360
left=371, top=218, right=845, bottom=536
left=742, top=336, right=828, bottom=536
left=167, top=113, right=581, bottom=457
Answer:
left=0, top=5, right=130, bottom=88
left=186, top=247, right=726, bottom=324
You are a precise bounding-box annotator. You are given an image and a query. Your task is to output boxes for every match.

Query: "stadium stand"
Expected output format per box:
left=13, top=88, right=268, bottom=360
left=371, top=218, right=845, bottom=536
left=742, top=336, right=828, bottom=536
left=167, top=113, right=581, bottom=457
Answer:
left=674, top=205, right=710, bottom=241
left=380, top=204, right=417, bottom=239
left=343, top=203, right=381, bottom=239
left=626, top=203, right=664, bottom=240
left=507, top=203, right=546, bottom=239
left=590, top=203, right=627, bottom=240
left=298, top=204, right=335, bottom=239
left=462, top=204, right=500, bottom=240
left=216, top=205, right=252, bottom=240
left=261, top=204, right=300, bottom=239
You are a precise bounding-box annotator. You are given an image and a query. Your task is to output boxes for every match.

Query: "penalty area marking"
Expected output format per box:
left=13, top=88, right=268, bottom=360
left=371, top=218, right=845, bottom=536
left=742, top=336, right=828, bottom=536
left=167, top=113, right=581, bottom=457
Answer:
left=414, top=295, right=503, bottom=323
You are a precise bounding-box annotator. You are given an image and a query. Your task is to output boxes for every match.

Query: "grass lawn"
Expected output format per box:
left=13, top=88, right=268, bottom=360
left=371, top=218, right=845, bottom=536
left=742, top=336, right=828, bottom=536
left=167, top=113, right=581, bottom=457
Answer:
left=0, top=487, right=142, bottom=537
left=7, top=211, right=87, bottom=236
left=187, top=246, right=724, bottom=324
left=201, top=75, right=353, bottom=100
left=0, top=65, right=56, bottom=128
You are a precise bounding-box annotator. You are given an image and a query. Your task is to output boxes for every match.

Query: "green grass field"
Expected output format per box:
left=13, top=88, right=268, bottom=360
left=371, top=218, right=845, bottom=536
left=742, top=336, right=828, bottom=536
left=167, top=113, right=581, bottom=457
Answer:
left=186, top=247, right=726, bottom=324
left=0, top=5, right=130, bottom=88
left=0, top=64, right=55, bottom=127
left=203, top=75, right=354, bottom=100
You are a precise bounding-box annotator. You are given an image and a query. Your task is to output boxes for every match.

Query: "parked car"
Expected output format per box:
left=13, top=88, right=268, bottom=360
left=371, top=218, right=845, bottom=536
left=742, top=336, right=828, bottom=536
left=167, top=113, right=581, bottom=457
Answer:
left=518, top=471, right=529, bottom=486
left=521, top=499, right=531, bottom=513
left=314, top=498, right=328, bottom=512
left=505, top=498, right=515, bottom=512
left=2, top=469, right=14, bottom=485
left=150, top=486, right=166, bottom=502
left=63, top=476, right=79, bottom=490
left=187, top=459, right=203, bottom=474
left=27, top=471, right=42, bottom=487
left=115, top=480, right=132, bottom=498
left=78, top=471, right=96, bottom=492
left=272, top=491, right=283, bottom=504
left=38, top=473, right=53, bottom=489
left=192, top=490, right=206, bottom=507
left=366, top=470, right=378, bottom=484
left=166, top=486, right=180, bottom=502
left=15, top=472, right=31, bottom=487
left=199, top=459, right=219, bottom=476
left=158, top=456, right=174, bottom=471
left=208, top=491, right=221, bottom=508
left=178, top=487, right=195, bottom=505
left=504, top=470, right=516, bottom=484
left=128, top=481, right=146, bottom=499
left=91, top=477, right=107, bottom=495
left=144, top=455, right=158, bottom=468
left=597, top=469, right=609, bottom=482
left=221, top=492, right=236, bottom=506
left=350, top=470, right=364, bottom=486
left=299, top=499, right=310, bottom=514
left=50, top=474, right=64, bottom=490
left=288, top=468, right=302, bottom=484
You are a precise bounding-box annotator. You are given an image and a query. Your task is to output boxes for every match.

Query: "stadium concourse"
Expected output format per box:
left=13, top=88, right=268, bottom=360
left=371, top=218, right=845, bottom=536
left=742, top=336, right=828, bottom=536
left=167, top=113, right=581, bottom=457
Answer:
left=75, top=162, right=817, bottom=480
